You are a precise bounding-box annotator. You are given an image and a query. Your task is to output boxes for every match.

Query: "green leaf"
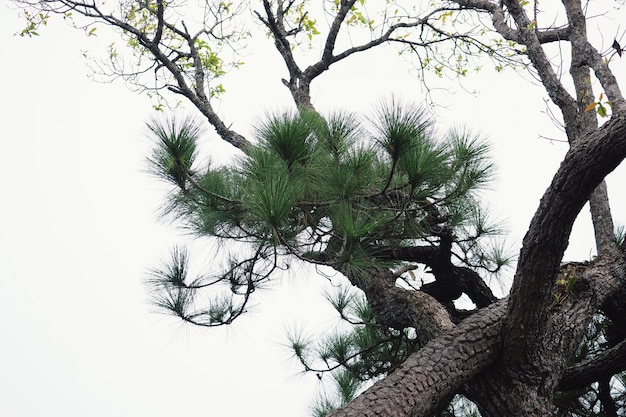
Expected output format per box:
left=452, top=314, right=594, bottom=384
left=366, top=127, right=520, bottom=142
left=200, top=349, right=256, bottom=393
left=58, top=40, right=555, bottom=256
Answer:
left=331, top=202, right=384, bottom=243
left=332, top=369, right=362, bottom=405
left=447, top=127, right=495, bottom=195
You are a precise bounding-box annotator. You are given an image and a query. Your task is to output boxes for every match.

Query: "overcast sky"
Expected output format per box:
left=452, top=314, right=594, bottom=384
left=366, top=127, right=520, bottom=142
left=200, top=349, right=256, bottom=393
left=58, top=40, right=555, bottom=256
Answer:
left=2, top=4, right=626, bottom=417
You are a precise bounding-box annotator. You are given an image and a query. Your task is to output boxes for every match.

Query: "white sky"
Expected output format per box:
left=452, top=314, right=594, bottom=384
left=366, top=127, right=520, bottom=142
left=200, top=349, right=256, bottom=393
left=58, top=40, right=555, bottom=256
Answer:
left=2, top=4, right=626, bottom=417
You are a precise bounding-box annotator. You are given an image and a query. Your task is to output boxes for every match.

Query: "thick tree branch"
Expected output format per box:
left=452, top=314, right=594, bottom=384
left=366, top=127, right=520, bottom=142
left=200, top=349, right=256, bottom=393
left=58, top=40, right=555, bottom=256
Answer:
left=343, top=267, right=454, bottom=346
left=562, top=0, right=625, bottom=112
left=499, top=0, right=580, bottom=135
left=330, top=115, right=626, bottom=417
left=320, top=0, right=358, bottom=63
left=453, top=0, right=570, bottom=44
left=558, top=337, right=626, bottom=391
left=327, top=299, right=507, bottom=417
left=504, top=112, right=626, bottom=365
left=562, top=0, right=620, bottom=260
left=255, top=1, right=302, bottom=83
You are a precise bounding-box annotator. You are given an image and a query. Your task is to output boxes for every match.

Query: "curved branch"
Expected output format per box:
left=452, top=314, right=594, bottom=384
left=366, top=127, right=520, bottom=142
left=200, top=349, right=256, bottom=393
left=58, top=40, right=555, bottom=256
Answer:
left=378, top=242, right=498, bottom=311
left=305, top=6, right=461, bottom=81
left=454, top=0, right=569, bottom=44
left=503, top=112, right=626, bottom=365
left=558, top=337, right=626, bottom=391
left=255, top=1, right=302, bottom=82
left=579, top=40, right=626, bottom=112
left=320, top=0, right=358, bottom=63
left=22, top=0, right=251, bottom=150
left=327, top=299, right=507, bottom=417
left=503, top=0, right=579, bottom=131
left=351, top=268, right=454, bottom=346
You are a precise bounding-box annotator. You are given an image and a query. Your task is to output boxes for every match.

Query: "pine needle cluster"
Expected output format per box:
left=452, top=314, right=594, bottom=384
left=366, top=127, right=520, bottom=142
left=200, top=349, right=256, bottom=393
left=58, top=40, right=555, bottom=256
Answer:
left=145, top=100, right=507, bottom=328
left=145, top=100, right=513, bottom=415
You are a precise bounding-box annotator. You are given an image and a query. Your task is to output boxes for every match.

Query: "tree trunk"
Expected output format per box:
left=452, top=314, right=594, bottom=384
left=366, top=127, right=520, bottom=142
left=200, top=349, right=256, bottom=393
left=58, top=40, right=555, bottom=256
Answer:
left=329, top=112, right=626, bottom=417
left=327, top=300, right=507, bottom=417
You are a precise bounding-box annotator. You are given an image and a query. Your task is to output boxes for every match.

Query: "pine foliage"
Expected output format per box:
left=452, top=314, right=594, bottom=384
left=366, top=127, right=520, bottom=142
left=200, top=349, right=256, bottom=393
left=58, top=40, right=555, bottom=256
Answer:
left=145, top=100, right=511, bottom=414
left=146, top=101, right=505, bottom=324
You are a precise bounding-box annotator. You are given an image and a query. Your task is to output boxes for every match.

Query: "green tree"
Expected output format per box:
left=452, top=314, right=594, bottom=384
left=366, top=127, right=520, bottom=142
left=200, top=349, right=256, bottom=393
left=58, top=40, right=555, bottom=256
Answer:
left=146, top=104, right=503, bottom=414
left=15, top=1, right=626, bottom=416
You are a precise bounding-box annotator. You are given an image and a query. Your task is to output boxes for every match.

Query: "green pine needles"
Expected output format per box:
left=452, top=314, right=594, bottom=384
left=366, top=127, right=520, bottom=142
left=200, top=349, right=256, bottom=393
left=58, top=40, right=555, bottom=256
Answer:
left=146, top=99, right=507, bottom=327
left=288, top=285, right=421, bottom=417
left=145, top=99, right=512, bottom=413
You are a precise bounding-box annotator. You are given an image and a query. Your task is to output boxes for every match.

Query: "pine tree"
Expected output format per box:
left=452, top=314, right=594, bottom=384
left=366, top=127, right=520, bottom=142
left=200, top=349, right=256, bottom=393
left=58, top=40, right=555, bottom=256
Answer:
left=146, top=101, right=510, bottom=414
left=16, top=1, right=626, bottom=415
left=145, top=102, right=626, bottom=417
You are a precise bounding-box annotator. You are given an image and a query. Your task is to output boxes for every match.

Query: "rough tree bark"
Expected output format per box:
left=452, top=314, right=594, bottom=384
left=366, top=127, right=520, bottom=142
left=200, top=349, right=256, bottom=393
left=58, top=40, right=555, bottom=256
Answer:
left=325, top=110, right=626, bottom=417
left=327, top=0, right=626, bottom=414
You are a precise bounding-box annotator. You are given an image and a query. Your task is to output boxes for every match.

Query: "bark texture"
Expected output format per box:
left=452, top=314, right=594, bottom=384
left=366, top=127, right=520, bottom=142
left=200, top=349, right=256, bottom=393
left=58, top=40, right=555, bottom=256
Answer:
left=327, top=0, right=626, bottom=406
left=327, top=300, right=507, bottom=417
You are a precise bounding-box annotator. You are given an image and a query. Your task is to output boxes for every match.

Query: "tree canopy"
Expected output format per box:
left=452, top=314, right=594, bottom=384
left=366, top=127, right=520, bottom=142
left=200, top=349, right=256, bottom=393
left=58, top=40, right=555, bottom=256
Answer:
left=14, top=0, right=626, bottom=416
left=146, top=102, right=502, bottom=324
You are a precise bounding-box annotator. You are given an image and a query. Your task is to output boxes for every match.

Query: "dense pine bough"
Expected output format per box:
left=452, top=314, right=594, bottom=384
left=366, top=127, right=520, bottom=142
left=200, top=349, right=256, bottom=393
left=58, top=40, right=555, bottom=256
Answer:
left=145, top=102, right=626, bottom=416
left=145, top=102, right=506, bottom=411
left=147, top=102, right=501, bottom=323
